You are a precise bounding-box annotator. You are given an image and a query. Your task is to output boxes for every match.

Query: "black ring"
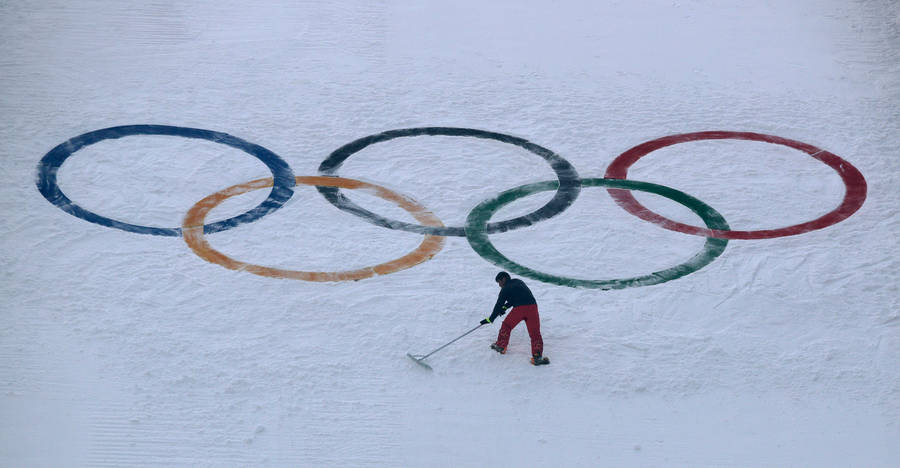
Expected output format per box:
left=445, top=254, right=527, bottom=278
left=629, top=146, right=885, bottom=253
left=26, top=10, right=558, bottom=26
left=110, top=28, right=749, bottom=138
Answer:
left=317, top=127, right=581, bottom=236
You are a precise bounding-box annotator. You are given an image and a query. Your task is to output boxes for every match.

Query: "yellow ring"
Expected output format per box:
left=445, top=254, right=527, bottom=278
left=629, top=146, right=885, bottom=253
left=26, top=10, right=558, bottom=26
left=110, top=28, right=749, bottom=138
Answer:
left=182, top=176, right=445, bottom=282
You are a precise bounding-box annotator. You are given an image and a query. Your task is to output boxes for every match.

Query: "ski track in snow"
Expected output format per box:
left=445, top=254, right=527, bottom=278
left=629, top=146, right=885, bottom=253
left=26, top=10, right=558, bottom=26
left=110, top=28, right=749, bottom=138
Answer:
left=2, top=0, right=899, bottom=467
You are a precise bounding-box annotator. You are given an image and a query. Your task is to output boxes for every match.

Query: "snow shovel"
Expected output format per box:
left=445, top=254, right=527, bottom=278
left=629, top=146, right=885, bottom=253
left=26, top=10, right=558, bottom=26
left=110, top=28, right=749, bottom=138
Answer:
left=407, top=323, right=485, bottom=370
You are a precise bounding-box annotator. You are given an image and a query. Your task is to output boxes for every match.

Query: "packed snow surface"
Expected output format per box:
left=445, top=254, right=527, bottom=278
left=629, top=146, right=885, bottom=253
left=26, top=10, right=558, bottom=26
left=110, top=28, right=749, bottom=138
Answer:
left=1, top=1, right=898, bottom=466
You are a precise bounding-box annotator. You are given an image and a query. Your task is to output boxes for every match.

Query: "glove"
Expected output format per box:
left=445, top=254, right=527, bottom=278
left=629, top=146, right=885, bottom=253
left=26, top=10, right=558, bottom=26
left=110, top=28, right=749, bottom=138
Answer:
left=480, top=318, right=492, bottom=325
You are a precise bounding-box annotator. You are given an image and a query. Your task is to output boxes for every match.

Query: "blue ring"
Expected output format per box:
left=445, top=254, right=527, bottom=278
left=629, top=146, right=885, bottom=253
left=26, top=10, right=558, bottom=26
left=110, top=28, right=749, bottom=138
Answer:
left=36, top=125, right=295, bottom=236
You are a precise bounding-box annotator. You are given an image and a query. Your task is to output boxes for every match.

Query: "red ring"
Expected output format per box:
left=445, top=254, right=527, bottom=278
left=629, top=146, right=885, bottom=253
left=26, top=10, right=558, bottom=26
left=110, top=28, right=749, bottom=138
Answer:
left=604, top=131, right=867, bottom=240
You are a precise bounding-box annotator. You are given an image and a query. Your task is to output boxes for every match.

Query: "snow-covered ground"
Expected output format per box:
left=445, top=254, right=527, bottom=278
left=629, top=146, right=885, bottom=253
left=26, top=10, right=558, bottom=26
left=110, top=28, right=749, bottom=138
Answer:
left=2, top=1, right=898, bottom=466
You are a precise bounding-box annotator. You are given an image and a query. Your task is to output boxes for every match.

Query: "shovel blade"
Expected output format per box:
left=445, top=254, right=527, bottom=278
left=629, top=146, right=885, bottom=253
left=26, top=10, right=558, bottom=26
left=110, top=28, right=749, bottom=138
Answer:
left=407, top=353, right=433, bottom=370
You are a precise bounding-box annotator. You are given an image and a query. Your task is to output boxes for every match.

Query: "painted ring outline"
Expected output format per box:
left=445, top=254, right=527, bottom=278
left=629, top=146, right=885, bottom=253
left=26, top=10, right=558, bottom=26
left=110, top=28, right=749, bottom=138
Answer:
left=604, top=131, right=867, bottom=240
left=317, top=127, right=581, bottom=237
left=183, top=176, right=446, bottom=282
left=36, top=125, right=295, bottom=236
left=465, top=178, right=730, bottom=289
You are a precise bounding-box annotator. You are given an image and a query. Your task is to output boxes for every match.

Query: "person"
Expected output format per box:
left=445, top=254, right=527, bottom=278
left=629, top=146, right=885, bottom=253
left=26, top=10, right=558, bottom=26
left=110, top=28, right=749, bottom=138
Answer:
left=480, top=271, right=550, bottom=366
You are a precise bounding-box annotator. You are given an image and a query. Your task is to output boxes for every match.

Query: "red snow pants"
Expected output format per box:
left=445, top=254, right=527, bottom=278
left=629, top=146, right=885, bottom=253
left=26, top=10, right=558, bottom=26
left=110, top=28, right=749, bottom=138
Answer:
left=495, top=304, right=543, bottom=356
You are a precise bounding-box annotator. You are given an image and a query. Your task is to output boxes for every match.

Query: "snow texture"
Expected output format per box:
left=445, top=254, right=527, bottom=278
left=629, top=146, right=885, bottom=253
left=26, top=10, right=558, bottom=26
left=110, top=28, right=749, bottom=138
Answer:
left=2, top=1, right=898, bottom=466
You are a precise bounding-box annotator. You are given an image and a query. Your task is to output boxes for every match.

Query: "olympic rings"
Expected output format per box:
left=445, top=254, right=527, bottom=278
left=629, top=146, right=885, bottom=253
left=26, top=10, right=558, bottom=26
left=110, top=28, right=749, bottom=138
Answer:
left=36, top=125, right=295, bottom=236
left=37, top=125, right=867, bottom=287
left=182, top=176, right=445, bottom=282
left=317, top=127, right=581, bottom=237
left=465, top=178, right=730, bottom=289
left=604, top=131, right=868, bottom=240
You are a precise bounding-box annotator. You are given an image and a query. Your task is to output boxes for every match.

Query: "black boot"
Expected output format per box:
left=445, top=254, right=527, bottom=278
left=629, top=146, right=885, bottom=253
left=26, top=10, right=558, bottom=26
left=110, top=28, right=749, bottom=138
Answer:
left=531, top=353, right=550, bottom=366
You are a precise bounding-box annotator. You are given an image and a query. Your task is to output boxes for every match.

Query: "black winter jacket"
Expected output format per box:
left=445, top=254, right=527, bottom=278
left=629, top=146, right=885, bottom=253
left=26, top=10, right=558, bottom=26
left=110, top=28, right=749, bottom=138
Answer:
left=489, top=278, right=537, bottom=322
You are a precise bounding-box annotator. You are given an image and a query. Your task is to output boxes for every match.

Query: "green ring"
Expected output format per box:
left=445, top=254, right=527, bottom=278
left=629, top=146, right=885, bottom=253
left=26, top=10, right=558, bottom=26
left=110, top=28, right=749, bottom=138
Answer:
left=465, top=178, right=730, bottom=289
